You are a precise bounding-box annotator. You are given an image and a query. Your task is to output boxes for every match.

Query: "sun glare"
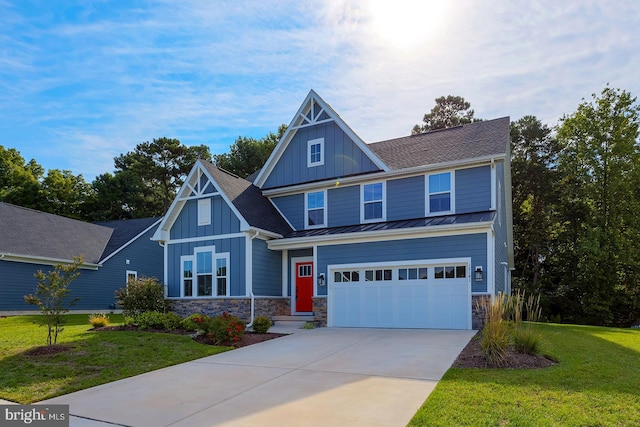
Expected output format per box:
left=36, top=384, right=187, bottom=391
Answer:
left=368, top=0, right=450, bottom=49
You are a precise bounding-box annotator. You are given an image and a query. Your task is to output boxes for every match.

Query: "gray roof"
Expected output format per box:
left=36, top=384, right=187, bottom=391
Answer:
left=94, top=217, right=161, bottom=259
left=368, top=117, right=510, bottom=170
left=285, top=211, right=495, bottom=239
left=0, top=202, right=113, bottom=264
left=200, top=162, right=293, bottom=236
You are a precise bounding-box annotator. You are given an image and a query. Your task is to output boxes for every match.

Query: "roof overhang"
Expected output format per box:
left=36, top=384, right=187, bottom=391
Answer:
left=0, top=253, right=101, bottom=270
left=267, top=221, right=493, bottom=250
left=262, top=154, right=506, bottom=197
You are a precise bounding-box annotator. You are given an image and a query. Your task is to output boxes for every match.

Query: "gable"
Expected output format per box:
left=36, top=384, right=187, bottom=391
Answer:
left=254, top=90, right=388, bottom=189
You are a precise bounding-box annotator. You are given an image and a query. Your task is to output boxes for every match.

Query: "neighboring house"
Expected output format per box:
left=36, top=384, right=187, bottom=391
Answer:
left=0, top=202, right=163, bottom=313
left=153, top=90, right=513, bottom=329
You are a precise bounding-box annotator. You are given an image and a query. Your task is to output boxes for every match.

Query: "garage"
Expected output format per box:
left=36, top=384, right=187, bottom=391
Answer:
left=327, top=259, right=471, bottom=329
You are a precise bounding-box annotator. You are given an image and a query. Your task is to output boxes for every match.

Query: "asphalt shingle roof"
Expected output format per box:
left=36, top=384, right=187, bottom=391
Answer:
left=94, top=217, right=161, bottom=259
left=0, top=202, right=113, bottom=264
left=200, top=162, right=293, bottom=236
left=368, top=117, right=510, bottom=170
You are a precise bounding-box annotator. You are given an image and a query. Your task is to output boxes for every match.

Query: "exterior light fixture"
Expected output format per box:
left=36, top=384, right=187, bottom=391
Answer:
left=317, top=273, right=325, bottom=286
left=474, top=266, right=483, bottom=282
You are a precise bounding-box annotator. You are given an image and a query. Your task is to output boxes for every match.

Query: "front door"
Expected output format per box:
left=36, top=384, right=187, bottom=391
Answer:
left=295, top=262, right=313, bottom=312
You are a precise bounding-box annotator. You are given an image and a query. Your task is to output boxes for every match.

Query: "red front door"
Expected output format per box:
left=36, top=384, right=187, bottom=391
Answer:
left=295, top=262, right=313, bottom=312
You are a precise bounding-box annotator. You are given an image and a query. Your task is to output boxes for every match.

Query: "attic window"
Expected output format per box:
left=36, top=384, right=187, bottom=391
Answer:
left=308, top=138, right=324, bottom=167
left=198, top=198, right=211, bottom=226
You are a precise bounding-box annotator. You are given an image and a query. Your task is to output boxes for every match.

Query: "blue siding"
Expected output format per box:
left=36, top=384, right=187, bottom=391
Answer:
left=271, top=194, right=304, bottom=230
left=494, top=162, right=508, bottom=294
left=316, top=233, right=488, bottom=295
left=170, top=196, right=241, bottom=240
left=263, top=121, right=381, bottom=188
left=328, top=185, right=359, bottom=227
left=456, top=166, right=491, bottom=214
left=252, top=238, right=282, bottom=296
left=166, top=237, right=246, bottom=297
left=387, top=176, right=425, bottom=221
left=0, top=226, right=164, bottom=311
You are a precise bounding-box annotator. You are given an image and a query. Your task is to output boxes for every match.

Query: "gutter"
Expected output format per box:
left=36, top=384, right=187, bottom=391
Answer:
left=246, top=230, right=260, bottom=328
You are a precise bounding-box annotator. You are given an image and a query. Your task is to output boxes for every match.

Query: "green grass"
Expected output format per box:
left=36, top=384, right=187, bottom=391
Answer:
left=409, top=323, right=640, bottom=426
left=0, top=314, right=230, bottom=403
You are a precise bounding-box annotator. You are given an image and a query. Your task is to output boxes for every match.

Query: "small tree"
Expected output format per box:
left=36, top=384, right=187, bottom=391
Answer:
left=24, top=256, right=83, bottom=346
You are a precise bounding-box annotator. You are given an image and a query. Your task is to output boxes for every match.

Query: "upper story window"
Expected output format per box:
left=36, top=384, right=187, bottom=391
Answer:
left=305, top=190, right=326, bottom=228
left=427, top=172, right=454, bottom=215
left=361, top=182, right=385, bottom=223
left=307, top=138, right=324, bottom=167
left=197, top=198, right=211, bottom=226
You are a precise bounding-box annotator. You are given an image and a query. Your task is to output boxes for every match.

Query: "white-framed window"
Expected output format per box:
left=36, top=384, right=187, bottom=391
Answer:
left=307, top=138, right=324, bottom=167
left=197, top=198, right=211, bottom=226
left=305, top=190, right=326, bottom=228
left=181, top=256, right=194, bottom=297
left=426, top=171, right=454, bottom=215
left=215, top=255, right=229, bottom=297
left=361, top=182, right=385, bottom=223
left=195, top=249, right=213, bottom=296
left=434, top=265, right=467, bottom=279
left=126, top=270, right=137, bottom=284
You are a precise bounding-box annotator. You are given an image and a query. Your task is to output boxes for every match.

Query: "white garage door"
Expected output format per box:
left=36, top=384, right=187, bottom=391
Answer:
left=328, top=260, right=471, bottom=329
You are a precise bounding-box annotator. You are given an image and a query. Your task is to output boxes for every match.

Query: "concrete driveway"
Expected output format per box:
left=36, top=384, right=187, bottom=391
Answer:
left=42, top=327, right=474, bottom=427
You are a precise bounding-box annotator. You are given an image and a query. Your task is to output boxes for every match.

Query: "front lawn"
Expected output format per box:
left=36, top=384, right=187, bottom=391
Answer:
left=0, top=314, right=229, bottom=403
left=410, top=323, right=640, bottom=426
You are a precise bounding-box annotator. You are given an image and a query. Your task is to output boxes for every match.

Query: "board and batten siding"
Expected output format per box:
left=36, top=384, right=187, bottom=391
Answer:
left=271, top=194, right=304, bottom=231
left=251, top=238, right=282, bottom=296
left=387, top=175, right=425, bottom=221
left=263, top=121, right=381, bottom=189
left=328, top=185, right=359, bottom=227
left=0, top=226, right=164, bottom=311
left=166, top=237, right=246, bottom=297
left=493, top=161, right=508, bottom=293
left=455, top=166, right=491, bottom=214
left=170, top=196, right=241, bottom=240
left=316, top=233, right=488, bottom=296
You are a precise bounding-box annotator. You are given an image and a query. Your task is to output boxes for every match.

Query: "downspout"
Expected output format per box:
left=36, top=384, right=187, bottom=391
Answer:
left=246, top=230, right=260, bottom=328
left=158, top=241, right=167, bottom=298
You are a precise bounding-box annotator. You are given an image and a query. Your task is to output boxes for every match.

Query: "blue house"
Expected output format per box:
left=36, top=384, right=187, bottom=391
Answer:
left=153, top=90, right=513, bottom=329
left=0, top=202, right=163, bottom=313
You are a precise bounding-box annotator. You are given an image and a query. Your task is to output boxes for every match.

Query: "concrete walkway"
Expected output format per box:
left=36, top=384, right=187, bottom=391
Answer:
left=41, top=328, right=474, bottom=427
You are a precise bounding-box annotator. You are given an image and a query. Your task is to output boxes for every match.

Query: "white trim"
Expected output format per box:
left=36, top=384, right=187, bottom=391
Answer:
left=304, top=190, right=327, bottom=229
left=0, top=253, right=100, bottom=270
left=245, top=234, right=252, bottom=297
left=197, top=198, right=211, bottom=226
left=194, top=246, right=215, bottom=298
left=165, top=232, right=245, bottom=245
left=180, top=255, right=195, bottom=298
left=178, top=192, right=221, bottom=202
left=313, top=245, right=319, bottom=298
left=268, top=221, right=492, bottom=250
left=487, top=229, right=495, bottom=296
left=100, top=218, right=163, bottom=264
left=281, top=249, right=288, bottom=297
left=291, top=256, right=313, bottom=315
left=490, top=159, right=497, bottom=211
left=215, top=253, right=231, bottom=297
left=261, top=155, right=505, bottom=197
left=426, top=170, right=455, bottom=216
left=307, top=137, right=324, bottom=167
left=328, top=257, right=470, bottom=271
left=360, top=181, right=386, bottom=223
left=163, top=243, right=168, bottom=294
left=126, top=270, right=137, bottom=283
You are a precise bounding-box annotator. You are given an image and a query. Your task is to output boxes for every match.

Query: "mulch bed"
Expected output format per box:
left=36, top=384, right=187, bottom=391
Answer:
left=24, top=344, right=74, bottom=356
left=453, top=332, right=557, bottom=369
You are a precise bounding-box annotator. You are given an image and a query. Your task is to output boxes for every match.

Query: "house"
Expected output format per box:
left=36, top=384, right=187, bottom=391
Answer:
left=0, top=202, right=163, bottom=313
left=153, top=90, right=513, bottom=329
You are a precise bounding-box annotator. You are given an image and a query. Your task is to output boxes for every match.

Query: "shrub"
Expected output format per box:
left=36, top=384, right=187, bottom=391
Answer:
left=162, top=312, right=183, bottom=330
left=181, top=313, right=210, bottom=331
left=477, top=293, right=510, bottom=367
left=89, top=313, right=110, bottom=328
left=115, top=277, right=167, bottom=318
left=135, top=311, right=167, bottom=330
left=512, top=326, right=542, bottom=355
left=252, top=316, right=271, bottom=334
left=205, top=312, right=245, bottom=345
left=302, top=321, right=315, bottom=330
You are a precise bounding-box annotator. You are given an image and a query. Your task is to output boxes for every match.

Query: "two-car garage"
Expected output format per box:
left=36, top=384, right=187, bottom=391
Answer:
left=327, top=259, right=472, bottom=329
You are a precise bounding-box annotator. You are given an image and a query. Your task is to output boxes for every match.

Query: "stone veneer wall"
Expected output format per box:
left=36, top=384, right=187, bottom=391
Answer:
left=312, top=297, right=327, bottom=327
left=472, top=295, right=490, bottom=330
left=169, top=297, right=290, bottom=322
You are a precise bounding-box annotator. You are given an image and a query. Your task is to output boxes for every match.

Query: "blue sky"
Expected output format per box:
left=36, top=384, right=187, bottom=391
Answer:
left=1, top=0, right=639, bottom=181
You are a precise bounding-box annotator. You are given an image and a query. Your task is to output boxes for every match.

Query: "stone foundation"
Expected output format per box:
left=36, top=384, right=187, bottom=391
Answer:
left=312, top=297, right=327, bottom=327
left=472, top=294, right=491, bottom=330
left=168, top=297, right=290, bottom=323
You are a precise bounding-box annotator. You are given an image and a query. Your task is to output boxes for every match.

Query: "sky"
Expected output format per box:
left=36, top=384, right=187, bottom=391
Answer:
left=1, top=0, right=639, bottom=181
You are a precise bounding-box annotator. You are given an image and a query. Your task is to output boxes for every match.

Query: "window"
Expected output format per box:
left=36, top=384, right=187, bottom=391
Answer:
left=196, top=250, right=213, bottom=296
left=364, top=269, right=392, bottom=281
left=361, top=182, right=385, bottom=222
left=305, top=190, right=326, bottom=228
left=334, top=271, right=360, bottom=283
left=181, top=258, right=194, bottom=297
left=427, top=172, right=453, bottom=214
left=126, top=270, right=137, bottom=284
left=216, top=256, right=229, bottom=296
left=434, top=265, right=466, bottom=279
left=198, top=198, right=211, bottom=226
left=299, top=265, right=312, bottom=277
left=307, top=138, right=324, bottom=167
left=398, top=268, right=428, bottom=280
